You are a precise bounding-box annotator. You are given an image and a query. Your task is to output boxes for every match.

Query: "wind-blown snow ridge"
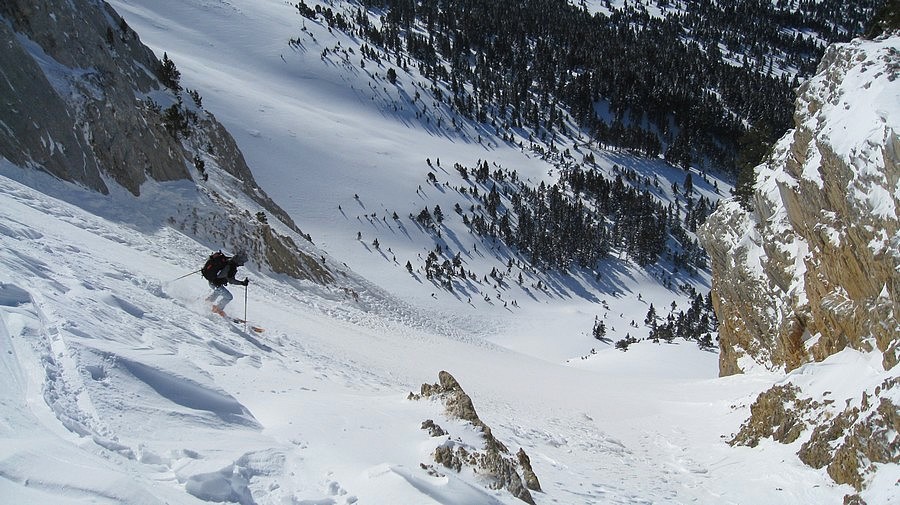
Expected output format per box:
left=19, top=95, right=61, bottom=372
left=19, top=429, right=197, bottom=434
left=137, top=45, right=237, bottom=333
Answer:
left=119, top=358, right=260, bottom=427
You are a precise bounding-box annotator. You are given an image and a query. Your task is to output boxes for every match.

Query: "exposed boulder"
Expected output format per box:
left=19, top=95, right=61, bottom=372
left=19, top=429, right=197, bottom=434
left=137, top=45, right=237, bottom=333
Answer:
left=798, top=377, right=900, bottom=491
left=410, top=371, right=539, bottom=505
left=421, top=419, right=447, bottom=437
left=730, top=384, right=820, bottom=447
left=517, top=448, right=542, bottom=492
left=730, top=371, right=899, bottom=501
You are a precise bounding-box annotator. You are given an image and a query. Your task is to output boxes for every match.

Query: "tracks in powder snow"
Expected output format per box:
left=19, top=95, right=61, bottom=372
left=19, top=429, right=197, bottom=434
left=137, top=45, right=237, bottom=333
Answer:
left=0, top=172, right=405, bottom=503
left=0, top=175, right=276, bottom=499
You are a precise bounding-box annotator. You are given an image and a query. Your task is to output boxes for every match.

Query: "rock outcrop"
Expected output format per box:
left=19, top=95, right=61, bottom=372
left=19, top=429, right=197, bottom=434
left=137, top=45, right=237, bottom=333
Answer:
left=0, top=0, right=333, bottom=285
left=700, top=34, right=899, bottom=498
left=409, top=371, right=541, bottom=504
left=0, top=0, right=188, bottom=195
left=797, top=378, right=899, bottom=491
left=700, top=35, right=899, bottom=376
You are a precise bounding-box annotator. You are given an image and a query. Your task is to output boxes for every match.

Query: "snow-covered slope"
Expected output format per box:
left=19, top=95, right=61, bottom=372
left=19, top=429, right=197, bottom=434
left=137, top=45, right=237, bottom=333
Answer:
left=1, top=0, right=896, bottom=503
left=0, top=157, right=866, bottom=505
left=105, top=0, right=725, bottom=360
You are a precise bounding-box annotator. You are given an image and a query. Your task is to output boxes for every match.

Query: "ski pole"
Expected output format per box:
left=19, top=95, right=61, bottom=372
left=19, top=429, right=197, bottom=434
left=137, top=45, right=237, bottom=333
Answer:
left=244, top=282, right=249, bottom=332
left=172, top=269, right=201, bottom=282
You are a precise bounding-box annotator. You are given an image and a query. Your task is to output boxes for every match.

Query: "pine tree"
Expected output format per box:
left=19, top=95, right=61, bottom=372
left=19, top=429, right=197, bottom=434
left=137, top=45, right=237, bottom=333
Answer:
left=162, top=102, right=188, bottom=138
left=593, top=320, right=607, bottom=340
left=644, top=304, right=657, bottom=327
left=733, top=123, right=775, bottom=210
left=159, top=52, right=181, bottom=92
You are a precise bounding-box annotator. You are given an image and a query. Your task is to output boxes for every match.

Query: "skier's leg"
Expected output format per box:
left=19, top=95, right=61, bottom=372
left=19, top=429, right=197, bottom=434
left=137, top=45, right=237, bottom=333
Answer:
left=206, top=282, right=221, bottom=303
left=218, top=287, right=234, bottom=312
left=210, top=286, right=233, bottom=315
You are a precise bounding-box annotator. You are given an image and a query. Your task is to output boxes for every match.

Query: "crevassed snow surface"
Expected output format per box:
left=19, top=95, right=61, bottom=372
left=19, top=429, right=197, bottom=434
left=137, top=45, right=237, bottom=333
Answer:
left=2, top=0, right=897, bottom=503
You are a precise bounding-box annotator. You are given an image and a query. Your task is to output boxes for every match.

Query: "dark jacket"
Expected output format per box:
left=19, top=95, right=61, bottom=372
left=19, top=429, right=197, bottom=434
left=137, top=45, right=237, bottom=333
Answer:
left=213, top=259, right=248, bottom=287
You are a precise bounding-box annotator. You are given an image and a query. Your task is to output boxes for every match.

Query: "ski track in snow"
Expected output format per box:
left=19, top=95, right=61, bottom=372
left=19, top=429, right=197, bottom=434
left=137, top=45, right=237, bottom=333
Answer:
left=0, top=174, right=323, bottom=504
left=0, top=170, right=541, bottom=504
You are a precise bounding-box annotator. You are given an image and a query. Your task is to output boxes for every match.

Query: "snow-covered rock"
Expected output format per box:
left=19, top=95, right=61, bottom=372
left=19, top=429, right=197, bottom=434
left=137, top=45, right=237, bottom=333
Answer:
left=410, top=371, right=539, bottom=505
left=700, top=33, right=900, bottom=496
left=701, top=34, right=899, bottom=376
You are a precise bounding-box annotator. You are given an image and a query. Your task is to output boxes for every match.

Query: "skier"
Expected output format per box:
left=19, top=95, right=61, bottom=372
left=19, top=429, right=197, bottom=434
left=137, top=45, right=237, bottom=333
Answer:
left=202, top=251, right=249, bottom=317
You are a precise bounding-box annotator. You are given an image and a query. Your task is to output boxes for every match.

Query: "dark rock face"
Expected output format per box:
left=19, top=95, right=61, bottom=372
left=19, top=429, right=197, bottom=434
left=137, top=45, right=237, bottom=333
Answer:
left=0, top=0, right=332, bottom=286
left=0, top=0, right=190, bottom=194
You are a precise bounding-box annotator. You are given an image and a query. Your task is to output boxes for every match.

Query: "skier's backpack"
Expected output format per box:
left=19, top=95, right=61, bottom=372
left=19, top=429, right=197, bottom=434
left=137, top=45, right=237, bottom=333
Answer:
left=202, top=251, right=229, bottom=285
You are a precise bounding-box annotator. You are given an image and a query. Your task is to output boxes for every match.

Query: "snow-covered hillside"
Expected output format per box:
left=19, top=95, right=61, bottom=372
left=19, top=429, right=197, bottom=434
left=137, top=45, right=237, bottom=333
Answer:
left=106, top=0, right=725, bottom=360
left=1, top=0, right=896, bottom=503
left=0, top=157, right=869, bottom=504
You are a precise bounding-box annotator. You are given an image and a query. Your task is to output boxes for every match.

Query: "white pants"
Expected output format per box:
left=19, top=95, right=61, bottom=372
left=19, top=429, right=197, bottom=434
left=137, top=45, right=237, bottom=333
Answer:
left=207, top=285, right=233, bottom=312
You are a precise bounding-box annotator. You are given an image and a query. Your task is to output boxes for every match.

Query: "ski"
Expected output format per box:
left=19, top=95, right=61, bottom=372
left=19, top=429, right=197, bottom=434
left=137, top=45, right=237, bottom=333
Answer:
left=232, top=318, right=265, bottom=333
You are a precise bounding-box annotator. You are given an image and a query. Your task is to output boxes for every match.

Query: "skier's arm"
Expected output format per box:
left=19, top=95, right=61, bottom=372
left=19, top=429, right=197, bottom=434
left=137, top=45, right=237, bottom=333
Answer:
left=226, top=265, right=249, bottom=285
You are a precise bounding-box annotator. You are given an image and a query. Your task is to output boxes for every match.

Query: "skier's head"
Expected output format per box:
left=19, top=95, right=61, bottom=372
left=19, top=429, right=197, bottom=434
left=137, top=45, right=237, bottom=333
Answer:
left=232, top=251, right=247, bottom=266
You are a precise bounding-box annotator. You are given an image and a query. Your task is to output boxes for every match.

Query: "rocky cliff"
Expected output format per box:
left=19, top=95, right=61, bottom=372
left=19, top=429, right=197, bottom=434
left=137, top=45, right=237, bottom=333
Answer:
left=699, top=34, right=899, bottom=498
left=0, top=0, right=188, bottom=195
left=0, top=0, right=334, bottom=284
left=700, top=35, right=899, bottom=376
